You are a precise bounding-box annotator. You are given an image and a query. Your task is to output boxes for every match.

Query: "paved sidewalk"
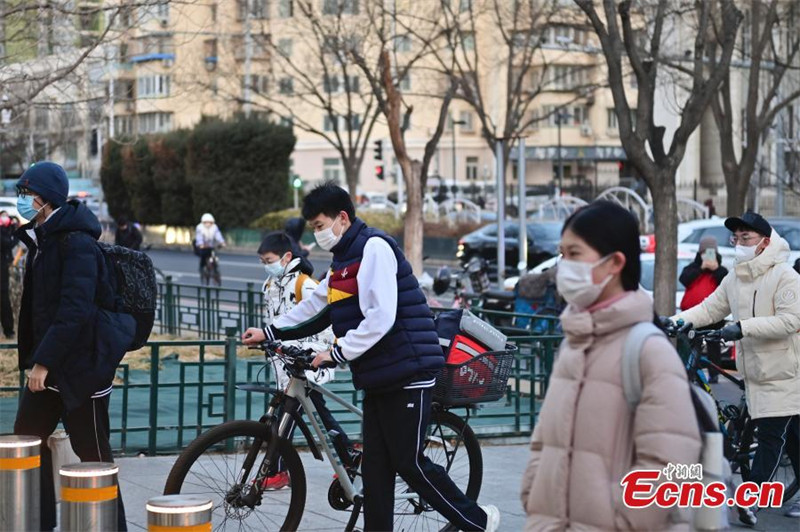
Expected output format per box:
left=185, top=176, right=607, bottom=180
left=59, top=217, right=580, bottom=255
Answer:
left=105, top=444, right=797, bottom=531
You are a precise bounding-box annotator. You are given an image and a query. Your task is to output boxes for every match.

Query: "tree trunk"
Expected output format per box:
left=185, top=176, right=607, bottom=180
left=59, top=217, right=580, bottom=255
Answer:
left=404, top=161, right=424, bottom=275
left=650, top=173, right=678, bottom=316
left=724, top=165, right=753, bottom=217
left=344, top=161, right=359, bottom=199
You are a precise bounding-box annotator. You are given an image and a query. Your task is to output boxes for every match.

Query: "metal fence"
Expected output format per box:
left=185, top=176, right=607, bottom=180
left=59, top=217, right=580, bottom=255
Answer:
left=0, top=328, right=563, bottom=456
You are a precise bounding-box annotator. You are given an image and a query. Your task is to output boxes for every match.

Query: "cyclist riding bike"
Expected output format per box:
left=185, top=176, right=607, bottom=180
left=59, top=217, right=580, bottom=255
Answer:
left=195, top=213, right=225, bottom=275
left=669, top=211, right=800, bottom=524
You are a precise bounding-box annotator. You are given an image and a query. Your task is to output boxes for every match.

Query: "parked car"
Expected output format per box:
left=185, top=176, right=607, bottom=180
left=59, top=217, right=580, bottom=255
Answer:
left=678, top=217, right=800, bottom=269
left=456, top=221, right=562, bottom=273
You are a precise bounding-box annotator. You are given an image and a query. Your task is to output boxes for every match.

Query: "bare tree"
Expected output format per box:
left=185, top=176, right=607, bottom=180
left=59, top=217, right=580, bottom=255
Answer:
left=348, top=2, right=457, bottom=274
left=706, top=0, right=800, bottom=215
left=575, top=0, right=742, bottom=315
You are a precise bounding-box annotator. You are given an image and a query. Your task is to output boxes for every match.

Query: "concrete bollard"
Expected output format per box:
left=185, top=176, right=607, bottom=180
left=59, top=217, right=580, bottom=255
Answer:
left=146, top=495, right=212, bottom=531
left=0, top=435, right=41, bottom=532
left=60, top=462, right=119, bottom=532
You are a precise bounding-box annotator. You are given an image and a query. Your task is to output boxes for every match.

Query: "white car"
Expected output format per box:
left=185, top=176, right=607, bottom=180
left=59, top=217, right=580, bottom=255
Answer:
left=506, top=250, right=695, bottom=313
left=678, top=217, right=800, bottom=269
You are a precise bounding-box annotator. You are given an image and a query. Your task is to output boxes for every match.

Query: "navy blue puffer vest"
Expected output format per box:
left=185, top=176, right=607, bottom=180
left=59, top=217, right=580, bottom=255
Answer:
left=328, top=219, right=444, bottom=391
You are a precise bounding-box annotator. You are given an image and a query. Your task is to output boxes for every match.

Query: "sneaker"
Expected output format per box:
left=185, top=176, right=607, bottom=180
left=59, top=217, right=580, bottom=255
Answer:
left=786, top=500, right=800, bottom=518
left=737, top=505, right=757, bottom=526
left=479, top=504, right=500, bottom=532
left=262, top=471, right=290, bottom=491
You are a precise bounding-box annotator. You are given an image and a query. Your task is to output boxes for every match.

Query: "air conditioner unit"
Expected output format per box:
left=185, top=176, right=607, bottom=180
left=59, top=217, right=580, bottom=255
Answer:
left=580, top=125, right=593, bottom=137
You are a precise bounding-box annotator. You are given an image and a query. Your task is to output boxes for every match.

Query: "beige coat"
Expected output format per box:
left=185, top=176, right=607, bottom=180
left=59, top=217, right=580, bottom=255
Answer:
left=674, top=229, right=800, bottom=419
left=521, top=290, right=702, bottom=531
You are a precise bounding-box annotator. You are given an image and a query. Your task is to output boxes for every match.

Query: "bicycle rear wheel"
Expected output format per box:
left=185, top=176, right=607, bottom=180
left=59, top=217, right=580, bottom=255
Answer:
left=393, top=409, right=483, bottom=531
left=164, top=420, right=306, bottom=531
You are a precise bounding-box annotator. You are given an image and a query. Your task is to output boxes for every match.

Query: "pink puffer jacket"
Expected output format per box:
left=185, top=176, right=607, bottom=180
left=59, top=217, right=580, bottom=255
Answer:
left=520, top=290, right=702, bottom=531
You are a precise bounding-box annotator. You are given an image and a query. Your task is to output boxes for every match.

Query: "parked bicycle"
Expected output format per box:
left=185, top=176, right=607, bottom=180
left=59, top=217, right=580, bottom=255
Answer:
left=163, top=340, right=515, bottom=531
left=665, top=321, right=798, bottom=503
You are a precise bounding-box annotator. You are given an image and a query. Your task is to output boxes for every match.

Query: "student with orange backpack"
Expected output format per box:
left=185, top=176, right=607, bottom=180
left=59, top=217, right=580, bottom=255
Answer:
left=257, top=231, right=357, bottom=489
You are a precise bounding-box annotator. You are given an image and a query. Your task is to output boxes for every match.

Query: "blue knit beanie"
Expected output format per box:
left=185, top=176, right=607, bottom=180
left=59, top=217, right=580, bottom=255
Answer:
left=16, top=161, right=69, bottom=207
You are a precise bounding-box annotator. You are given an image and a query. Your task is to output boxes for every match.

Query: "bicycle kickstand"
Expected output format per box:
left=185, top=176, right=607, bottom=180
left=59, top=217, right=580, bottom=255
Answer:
left=344, top=494, right=363, bottom=532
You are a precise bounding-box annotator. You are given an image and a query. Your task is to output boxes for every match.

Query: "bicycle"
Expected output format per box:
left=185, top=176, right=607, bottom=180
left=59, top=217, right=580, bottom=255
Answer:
left=163, top=340, right=514, bottom=531
left=666, top=322, right=799, bottom=504
left=200, top=247, right=221, bottom=286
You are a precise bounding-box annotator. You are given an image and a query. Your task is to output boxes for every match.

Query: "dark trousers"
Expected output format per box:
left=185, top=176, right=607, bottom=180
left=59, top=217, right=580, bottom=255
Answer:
left=362, top=386, right=487, bottom=531
left=750, top=415, right=800, bottom=488
left=272, top=389, right=352, bottom=473
left=0, top=261, right=13, bottom=336
left=13, top=388, right=127, bottom=531
left=197, top=248, right=212, bottom=271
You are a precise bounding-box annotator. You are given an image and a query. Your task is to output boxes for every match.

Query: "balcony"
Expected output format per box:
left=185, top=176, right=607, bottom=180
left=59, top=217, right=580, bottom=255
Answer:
left=130, top=53, right=175, bottom=65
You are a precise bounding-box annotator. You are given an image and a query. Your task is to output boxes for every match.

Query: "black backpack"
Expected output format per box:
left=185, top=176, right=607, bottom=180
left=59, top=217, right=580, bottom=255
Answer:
left=60, top=235, right=157, bottom=350
left=97, top=242, right=157, bottom=350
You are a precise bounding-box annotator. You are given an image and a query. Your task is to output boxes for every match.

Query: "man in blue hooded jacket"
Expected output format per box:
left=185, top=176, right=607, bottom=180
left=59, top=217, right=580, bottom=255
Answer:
left=13, top=162, right=133, bottom=531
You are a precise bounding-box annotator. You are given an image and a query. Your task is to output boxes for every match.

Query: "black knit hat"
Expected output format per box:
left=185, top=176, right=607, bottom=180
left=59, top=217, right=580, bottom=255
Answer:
left=16, top=161, right=69, bottom=207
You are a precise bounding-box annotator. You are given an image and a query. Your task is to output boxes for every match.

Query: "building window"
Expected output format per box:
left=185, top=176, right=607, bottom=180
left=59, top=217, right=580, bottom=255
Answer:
left=113, top=115, right=135, bottom=137
left=238, top=0, right=269, bottom=19
left=34, top=108, right=49, bottom=130
left=466, top=156, right=478, bottom=180
left=323, top=115, right=336, bottom=132
left=607, top=108, right=618, bottom=130
left=324, top=114, right=360, bottom=132
left=137, top=75, right=171, bottom=98
left=210, top=3, right=217, bottom=21
left=399, top=73, right=411, bottom=91
left=137, top=112, right=173, bottom=134
left=277, top=38, right=292, bottom=56
left=459, top=0, right=472, bottom=12
left=61, top=104, right=77, bottom=129
left=323, top=74, right=359, bottom=93
left=242, top=75, right=269, bottom=95
left=541, top=25, right=586, bottom=47
left=323, top=0, right=358, bottom=15
left=279, top=77, right=294, bottom=94
left=459, top=110, right=473, bottom=132
left=278, top=0, right=293, bottom=17
left=396, top=34, right=411, bottom=52
left=462, top=32, right=475, bottom=51
left=323, top=157, right=343, bottom=182
left=543, top=65, right=589, bottom=91
left=64, top=142, right=78, bottom=169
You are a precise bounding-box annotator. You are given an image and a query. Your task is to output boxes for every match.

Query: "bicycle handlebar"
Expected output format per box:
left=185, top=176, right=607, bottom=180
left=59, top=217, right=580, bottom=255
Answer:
left=249, top=340, right=338, bottom=371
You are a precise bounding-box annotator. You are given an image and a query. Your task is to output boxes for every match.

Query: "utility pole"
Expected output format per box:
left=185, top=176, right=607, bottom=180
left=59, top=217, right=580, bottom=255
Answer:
left=556, top=111, right=563, bottom=196
left=495, top=139, right=506, bottom=287
left=517, top=137, right=527, bottom=276
left=451, top=119, right=466, bottom=197
left=242, top=0, right=253, bottom=118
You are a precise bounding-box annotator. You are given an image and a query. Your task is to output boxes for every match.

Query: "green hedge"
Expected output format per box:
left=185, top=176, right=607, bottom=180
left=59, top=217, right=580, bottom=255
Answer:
left=101, top=116, right=296, bottom=228
left=251, top=208, right=405, bottom=236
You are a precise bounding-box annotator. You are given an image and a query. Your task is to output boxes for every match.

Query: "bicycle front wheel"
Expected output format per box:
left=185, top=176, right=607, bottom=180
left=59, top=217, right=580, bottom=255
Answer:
left=393, top=409, right=483, bottom=531
left=164, top=420, right=306, bottom=531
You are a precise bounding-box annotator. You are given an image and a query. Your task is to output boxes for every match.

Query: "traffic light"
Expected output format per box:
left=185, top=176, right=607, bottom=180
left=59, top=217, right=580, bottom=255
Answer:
left=375, top=165, right=384, bottom=180
left=291, top=175, right=303, bottom=189
left=373, top=139, right=383, bottom=161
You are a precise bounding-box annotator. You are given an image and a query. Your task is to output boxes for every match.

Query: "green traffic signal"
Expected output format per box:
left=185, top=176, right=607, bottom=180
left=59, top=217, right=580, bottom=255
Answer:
left=292, top=176, right=303, bottom=189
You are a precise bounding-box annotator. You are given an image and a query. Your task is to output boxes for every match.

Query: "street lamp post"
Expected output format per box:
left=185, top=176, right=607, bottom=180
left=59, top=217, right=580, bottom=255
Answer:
left=555, top=110, right=571, bottom=197
left=451, top=119, right=466, bottom=199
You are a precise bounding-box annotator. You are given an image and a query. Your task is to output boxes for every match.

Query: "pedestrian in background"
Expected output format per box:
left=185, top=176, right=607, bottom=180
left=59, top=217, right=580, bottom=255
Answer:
left=679, top=235, right=728, bottom=382
left=521, top=201, right=701, bottom=530
left=284, top=216, right=312, bottom=257
left=114, top=215, right=143, bottom=250
left=0, top=210, right=18, bottom=338
left=671, top=211, right=800, bottom=524
left=12, top=162, right=135, bottom=531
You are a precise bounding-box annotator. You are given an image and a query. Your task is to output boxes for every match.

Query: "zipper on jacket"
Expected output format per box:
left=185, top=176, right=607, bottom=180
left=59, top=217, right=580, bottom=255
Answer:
left=752, top=290, right=757, bottom=318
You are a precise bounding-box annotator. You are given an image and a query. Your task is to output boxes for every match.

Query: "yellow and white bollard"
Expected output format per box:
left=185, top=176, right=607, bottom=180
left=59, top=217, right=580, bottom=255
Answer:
left=146, top=495, right=213, bottom=532
left=59, top=462, right=119, bottom=531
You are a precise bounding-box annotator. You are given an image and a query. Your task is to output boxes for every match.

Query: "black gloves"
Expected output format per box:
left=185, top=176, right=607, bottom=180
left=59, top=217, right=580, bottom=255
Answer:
left=659, top=316, right=675, bottom=328
left=721, top=322, right=743, bottom=342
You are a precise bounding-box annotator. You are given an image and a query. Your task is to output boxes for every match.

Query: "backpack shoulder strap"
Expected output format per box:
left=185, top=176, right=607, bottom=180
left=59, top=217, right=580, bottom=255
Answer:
left=295, top=273, right=317, bottom=302
left=622, top=322, right=665, bottom=411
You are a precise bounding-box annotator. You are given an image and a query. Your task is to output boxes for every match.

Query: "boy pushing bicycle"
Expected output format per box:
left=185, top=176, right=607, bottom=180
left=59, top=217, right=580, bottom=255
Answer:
left=244, top=183, right=499, bottom=531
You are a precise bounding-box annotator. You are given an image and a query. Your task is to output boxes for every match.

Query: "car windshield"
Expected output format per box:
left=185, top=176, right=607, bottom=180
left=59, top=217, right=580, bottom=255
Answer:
left=682, top=226, right=732, bottom=247
left=639, top=258, right=692, bottom=292
left=773, top=224, right=800, bottom=251
left=528, top=222, right=562, bottom=243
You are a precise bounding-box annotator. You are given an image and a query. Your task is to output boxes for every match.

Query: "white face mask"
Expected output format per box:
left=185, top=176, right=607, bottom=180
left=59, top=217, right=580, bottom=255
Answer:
left=556, top=255, right=613, bottom=309
left=263, top=254, right=289, bottom=278
left=314, top=217, right=342, bottom=251
left=734, top=238, right=764, bottom=264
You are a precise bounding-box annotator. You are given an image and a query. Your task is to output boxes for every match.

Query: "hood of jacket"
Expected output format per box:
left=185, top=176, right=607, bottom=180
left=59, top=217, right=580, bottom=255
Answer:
left=735, top=228, right=789, bottom=281
left=560, top=289, right=654, bottom=349
left=20, top=200, right=101, bottom=243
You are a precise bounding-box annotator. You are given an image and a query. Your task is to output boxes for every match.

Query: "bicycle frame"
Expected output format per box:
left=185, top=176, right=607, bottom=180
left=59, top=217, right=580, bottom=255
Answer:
left=270, top=377, right=364, bottom=504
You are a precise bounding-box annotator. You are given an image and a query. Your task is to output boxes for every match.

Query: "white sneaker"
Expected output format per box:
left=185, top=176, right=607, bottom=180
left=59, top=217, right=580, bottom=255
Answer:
left=479, top=504, right=500, bottom=532
left=786, top=500, right=800, bottom=518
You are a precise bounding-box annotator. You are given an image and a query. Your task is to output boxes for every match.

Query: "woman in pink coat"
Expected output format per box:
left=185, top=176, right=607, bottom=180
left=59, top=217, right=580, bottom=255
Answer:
left=520, top=201, right=702, bottom=531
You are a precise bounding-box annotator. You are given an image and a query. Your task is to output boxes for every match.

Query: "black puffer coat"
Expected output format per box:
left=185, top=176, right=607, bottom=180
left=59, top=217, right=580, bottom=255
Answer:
left=17, top=200, right=135, bottom=409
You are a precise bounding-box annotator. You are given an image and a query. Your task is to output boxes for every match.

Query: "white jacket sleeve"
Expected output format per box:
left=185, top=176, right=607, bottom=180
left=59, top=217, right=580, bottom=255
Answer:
left=330, top=238, right=398, bottom=364
left=742, top=268, right=800, bottom=339
left=673, top=274, right=732, bottom=327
